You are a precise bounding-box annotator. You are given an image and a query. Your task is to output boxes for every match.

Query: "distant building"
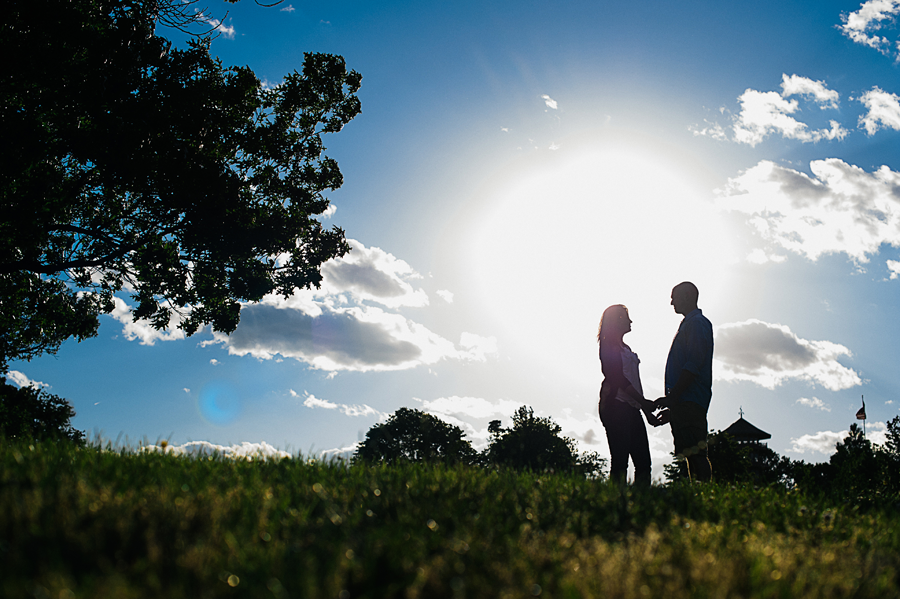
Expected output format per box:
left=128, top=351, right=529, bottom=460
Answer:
left=722, top=409, right=771, bottom=446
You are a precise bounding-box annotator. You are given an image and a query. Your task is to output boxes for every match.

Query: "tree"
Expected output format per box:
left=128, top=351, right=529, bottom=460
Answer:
left=0, top=379, right=86, bottom=445
left=484, top=406, right=604, bottom=476
left=1, top=0, right=361, bottom=372
left=354, top=408, right=477, bottom=465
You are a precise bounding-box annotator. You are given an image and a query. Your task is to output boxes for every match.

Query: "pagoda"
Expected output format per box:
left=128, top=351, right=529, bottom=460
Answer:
left=722, top=407, right=771, bottom=446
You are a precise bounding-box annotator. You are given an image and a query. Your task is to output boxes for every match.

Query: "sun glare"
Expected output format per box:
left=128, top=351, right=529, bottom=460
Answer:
left=467, top=139, right=738, bottom=391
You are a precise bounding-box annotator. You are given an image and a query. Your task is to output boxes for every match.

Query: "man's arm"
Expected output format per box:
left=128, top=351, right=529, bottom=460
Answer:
left=655, top=369, right=696, bottom=408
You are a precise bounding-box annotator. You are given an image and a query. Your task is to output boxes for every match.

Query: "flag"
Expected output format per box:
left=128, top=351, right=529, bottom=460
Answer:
left=856, top=397, right=866, bottom=420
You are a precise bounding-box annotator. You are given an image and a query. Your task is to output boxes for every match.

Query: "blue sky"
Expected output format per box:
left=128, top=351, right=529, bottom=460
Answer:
left=11, top=0, right=900, bottom=479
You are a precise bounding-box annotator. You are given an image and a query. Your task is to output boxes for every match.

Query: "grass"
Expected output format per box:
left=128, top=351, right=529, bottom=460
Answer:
left=2, top=440, right=898, bottom=598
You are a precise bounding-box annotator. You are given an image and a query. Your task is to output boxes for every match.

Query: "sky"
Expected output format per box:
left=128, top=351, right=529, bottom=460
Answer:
left=11, top=0, right=900, bottom=480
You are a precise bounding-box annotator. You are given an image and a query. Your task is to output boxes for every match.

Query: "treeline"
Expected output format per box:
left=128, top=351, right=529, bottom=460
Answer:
left=356, top=403, right=900, bottom=508
left=353, top=406, right=605, bottom=477
left=669, top=419, right=900, bottom=507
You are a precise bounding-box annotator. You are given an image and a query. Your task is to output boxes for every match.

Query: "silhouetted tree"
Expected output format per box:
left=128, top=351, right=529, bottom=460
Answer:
left=483, top=406, right=604, bottom=476
left=0, top=379, right=85, bottom=445
left=354, top=408, right=477, bottom=465
left=1, top=0, right=361, bottom=373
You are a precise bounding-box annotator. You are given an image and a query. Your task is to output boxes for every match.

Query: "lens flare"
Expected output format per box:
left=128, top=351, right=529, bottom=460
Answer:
left=197, top=380, right=242, bottom=426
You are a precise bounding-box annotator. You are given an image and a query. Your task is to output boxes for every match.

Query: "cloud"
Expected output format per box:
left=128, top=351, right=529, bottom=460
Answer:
left=300, top=391, right=381, bottom=417
left=717, top=159, right=900, bottom=263
left=6, top=370, right=48, bottom=389
left=790, top=429, right=846, bottom=454
left=790, top=422, right=887, bottom=454
left=732, top=83, right=847, bottom=146
left=840, top=0, right=900, bottom=57
left=416, top=396, right=525, bottom=447
left=280, top=4, right=296, bottom=12
left=888, top=259, right=900, bottom=278
left=109, top=297, right=186, bottom=345
left=319, top=239, right=428, bottom=308
left=690, top=120, right=728, bottom=141
left=206, top=239, right=495, bottom=373
left=795, top=396, right=831, bottom=411
left=541, top=94, right=558, bottom=110
left=320, top=442, right=359, bottom=461
left=436, top=289, right=454, bottom=303
left=715, top=320, right=862, bottom=390
left=210, top=300, right=489, bottom=372
left=780, top=74, right=840, bottom=109
left=858, top=87, right=900, bottom=134
left=144, top=441, right=291, bottom=460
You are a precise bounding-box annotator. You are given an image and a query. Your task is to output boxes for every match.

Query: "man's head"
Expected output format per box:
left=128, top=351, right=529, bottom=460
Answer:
left=671, top=281, right=699, bottom=315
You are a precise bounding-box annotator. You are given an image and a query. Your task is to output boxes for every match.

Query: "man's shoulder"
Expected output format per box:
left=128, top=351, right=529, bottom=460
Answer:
left=684, top=310, right=713, bottom=332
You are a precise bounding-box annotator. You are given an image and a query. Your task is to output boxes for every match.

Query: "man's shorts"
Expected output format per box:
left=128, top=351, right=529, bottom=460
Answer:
left=669, top=400, right=708, bottom=458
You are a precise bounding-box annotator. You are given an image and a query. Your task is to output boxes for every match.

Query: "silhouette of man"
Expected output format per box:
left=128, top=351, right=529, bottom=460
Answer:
left=655, top=282, right=713, bottom=482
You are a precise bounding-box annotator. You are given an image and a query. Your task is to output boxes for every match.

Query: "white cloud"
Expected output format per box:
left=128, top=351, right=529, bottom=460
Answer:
left=541, top=94, right=558, bottom=110
left=280, top=4, right=296, bottom=12
left=6, top=370, right=48, bottom=389
left=781, top=74, right=840, bottom=109
left=415, top=396, right=525, bottom=447
left=318, top=239, right=429, bottom=308
left=840, top=0, right=900, bottom=56
left=858, top=87, right=900, bottom=134
left=795, top=396, right=831, bottom=411
left=715, top=319, right=861, bottom=391
left=210, top=359, right=219, bottom=366
left=458, top=332, right=498, bottom=361
left=790, top=429, right=846, bottom=454
left=302, top=393, right=340, bottom=410
left=888, top=259, right=900, bottom=278
left=436, top=289, right=454, bottom=303
left=109, top=297, right=186, bottom=345
left=732, top=86, right=847, bottom=146
left=320, top=442, right=359, bottom=461
left=690, top=120, right=729, bottom=141
left=746, top=248, right=786, bottom=264
left=320, top=204, right=337, bottom=218
left=790, top=421, right=887, bottom=454
left=144, top=441, right=291, bottom=460
left=717, top=159, right=900, bottom=263
left=301, top=391, right=380, bottom=417
left=869, top=421, right=888, bottom=446
left=209, top=300, right=486, bottom=372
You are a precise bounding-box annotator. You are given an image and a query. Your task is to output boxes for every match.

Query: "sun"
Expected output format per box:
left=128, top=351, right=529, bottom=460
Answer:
left=465, top=136, right=738, bottom=390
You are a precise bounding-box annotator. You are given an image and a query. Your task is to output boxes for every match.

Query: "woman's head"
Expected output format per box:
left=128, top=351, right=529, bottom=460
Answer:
left=597, top=304, right=631, bottom=343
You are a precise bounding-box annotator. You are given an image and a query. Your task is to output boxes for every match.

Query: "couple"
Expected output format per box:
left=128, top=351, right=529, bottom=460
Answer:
left=597, top=282, right=713, bottom=485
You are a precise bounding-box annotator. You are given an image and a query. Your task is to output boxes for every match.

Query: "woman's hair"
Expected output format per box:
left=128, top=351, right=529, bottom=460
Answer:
left=597, top=304, right=628, bottom=344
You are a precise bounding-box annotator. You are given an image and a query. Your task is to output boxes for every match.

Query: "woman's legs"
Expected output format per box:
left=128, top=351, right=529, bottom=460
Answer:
left=601, top=398, right=652, bottom=484
left=629, top=409, right=651, bottom=486
left=600, top=398, right=631, bottom=482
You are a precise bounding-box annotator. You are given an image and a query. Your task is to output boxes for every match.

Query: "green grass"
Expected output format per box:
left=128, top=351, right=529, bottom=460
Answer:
left=2, top=440, right=898, bottom=598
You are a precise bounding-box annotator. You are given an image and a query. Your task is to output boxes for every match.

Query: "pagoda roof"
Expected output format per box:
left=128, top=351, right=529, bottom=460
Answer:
left=723, top=416, right=771, bottom=441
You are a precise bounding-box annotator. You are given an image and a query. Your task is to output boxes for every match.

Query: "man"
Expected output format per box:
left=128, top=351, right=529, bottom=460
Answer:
left=655, top=282, right=714, bottom=482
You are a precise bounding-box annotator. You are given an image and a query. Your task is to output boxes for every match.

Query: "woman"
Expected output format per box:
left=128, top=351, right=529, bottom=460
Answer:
left=597, top=304, right=665, bottom=485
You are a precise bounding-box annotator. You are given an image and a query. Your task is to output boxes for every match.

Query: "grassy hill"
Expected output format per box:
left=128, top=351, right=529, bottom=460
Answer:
left=2, top=440, right=898, bottom=598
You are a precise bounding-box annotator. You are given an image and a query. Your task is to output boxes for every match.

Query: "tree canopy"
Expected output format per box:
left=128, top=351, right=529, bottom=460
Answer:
left=484, top=406, right=604, bottom=476
left=0, top=379, right=85, bottom=444
left=353, top=408, right=477, bottom=465
left=1, top=0, right=361, bottom=372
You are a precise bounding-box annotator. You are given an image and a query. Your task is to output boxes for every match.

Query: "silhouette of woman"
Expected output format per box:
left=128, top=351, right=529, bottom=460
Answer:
left=597, top=304, right=665, bottom=485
